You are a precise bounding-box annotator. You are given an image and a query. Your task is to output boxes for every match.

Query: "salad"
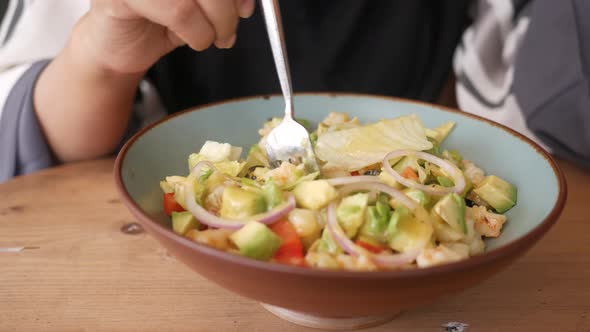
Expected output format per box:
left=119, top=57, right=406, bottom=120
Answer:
left=160, top=113, right=517, bottom=271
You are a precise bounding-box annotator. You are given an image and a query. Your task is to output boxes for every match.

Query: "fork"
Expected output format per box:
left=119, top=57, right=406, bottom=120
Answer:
left=260, top=0, right=321, bottom=174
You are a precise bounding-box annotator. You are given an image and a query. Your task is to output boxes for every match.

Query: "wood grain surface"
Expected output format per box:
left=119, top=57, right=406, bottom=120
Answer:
left=1, top=159, right=588, bottom=332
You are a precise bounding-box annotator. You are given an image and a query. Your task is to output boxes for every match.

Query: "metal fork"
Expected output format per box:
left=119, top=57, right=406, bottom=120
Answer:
left=260, top=0, right=320, bottom=173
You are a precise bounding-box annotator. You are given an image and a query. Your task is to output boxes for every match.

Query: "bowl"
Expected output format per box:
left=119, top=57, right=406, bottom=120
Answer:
left=115, top=93, right=566, bottom=329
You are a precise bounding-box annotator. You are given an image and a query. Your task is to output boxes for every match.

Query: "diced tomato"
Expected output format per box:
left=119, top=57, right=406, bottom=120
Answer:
left=355, top=240, right=385, bottom=254
left=402, top=167, right=419, bottom=182
left=163, top=193, right=185, bottom=216
left=350, top=171, right=360, bottom=176
left=270, top=220, right=305, bottom=266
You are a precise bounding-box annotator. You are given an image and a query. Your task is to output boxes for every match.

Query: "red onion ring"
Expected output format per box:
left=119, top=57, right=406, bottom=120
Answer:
left=184, top=161, right=295, bottom=229
left=383, top=150, right=466, bottom=196
left=326, top=175, right=382, bottom=186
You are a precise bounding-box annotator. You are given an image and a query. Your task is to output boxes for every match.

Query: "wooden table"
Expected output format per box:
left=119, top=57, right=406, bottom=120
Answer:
left=1, top=158, right=589, bottom=332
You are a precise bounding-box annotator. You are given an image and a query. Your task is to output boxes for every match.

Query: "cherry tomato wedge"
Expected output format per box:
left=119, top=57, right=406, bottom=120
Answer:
left=402, top=167, right=419, bottom=181
left=270, top=220, right=305, bottom=266
left=163, top=193, right=185, bottom=216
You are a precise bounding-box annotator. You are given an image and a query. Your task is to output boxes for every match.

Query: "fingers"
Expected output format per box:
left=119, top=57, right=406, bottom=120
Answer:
left=124, top=0, right=215, bottom=51
left=236, top=0, right=256, bottom=19
left=123, top=0, right=249, bottom=51
left=197, top=0, right=239, bottom=48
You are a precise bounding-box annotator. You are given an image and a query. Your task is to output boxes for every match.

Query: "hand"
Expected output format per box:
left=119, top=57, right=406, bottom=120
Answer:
left=75, top=0, right=255, bottom=73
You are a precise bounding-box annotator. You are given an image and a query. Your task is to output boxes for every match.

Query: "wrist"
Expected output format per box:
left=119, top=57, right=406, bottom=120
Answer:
left=66, top=16, right=145, bottom=85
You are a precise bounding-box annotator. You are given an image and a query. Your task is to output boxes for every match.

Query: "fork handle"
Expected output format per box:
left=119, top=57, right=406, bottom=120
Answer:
left=260, top=0, right=295, bottom=118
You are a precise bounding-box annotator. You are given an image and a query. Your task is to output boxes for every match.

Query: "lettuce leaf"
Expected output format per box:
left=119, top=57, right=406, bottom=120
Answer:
left=315, top=114, right=433, bottom=171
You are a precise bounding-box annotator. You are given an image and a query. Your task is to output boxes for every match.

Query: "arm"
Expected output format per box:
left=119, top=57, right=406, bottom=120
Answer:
left=33, top=29, right=143, bottom=162
left=0, top=0, right=255, bottom=182
left=35, top=0, right=255, bottom=163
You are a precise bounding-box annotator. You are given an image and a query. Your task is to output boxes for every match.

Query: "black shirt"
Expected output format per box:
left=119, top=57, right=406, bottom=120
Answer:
left=147, top=0, right=470, bottom=114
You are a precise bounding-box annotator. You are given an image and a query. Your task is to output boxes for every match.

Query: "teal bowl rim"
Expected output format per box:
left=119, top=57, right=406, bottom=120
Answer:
left=114, top=92, right=567, bottom=279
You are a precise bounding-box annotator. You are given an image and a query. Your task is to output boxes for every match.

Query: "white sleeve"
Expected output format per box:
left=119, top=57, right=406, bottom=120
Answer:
left=452, top=0, right=551, bottom=152
left=0, top=0, right=90, bottom=120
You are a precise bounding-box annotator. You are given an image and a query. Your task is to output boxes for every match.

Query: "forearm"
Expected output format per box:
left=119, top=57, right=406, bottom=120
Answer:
left=34, top=21, right=144, bottom=163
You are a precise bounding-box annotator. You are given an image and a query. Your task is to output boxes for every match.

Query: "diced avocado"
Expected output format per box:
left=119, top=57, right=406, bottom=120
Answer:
left=386, top=206, right=411, bottom=238
left=204, top=171, right=227, bottom=192
left=473, top=175, right=517, bottom=213
left=317, top=227, right=343, bottom=255
left=287, top=208, right=321, bottom=250
left=431, top=213, right=465, bottom=242
left=403, top=188, right=432, bottom=208
left=336, top=193, right=369, bottom=238
left=433, top=193, right=467, bottom=234
left=437, top=176, right=454, bottom=188
left=388, top=208, right=434, bottom=253
left=360, top=201, right=391, bottom=241
left=262, top=178, right=283, bottom=209
left=171, top=211, right=199, bottom=235
left=230, top=221, right=282, bottom=260
left=292, top=180, right=338, bottom=211
left=219, top=187, right=266, bottom=219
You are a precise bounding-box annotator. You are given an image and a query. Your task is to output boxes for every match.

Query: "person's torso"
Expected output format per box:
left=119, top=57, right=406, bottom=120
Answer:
left=147, top=0, right=470, bottom=114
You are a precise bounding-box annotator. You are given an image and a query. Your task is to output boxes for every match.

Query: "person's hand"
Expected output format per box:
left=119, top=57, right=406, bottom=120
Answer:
left=74, top=0, right=255, bottom=74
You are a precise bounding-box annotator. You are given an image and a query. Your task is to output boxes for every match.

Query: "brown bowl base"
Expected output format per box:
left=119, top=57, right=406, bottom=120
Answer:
left=261, top=303, right=400, bottom=330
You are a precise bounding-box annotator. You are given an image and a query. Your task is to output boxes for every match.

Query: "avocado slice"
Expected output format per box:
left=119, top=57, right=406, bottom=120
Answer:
left=386, top=206, right=410, bottom=238
left=262, top=178, right=283, bottom=209
left=359, top=201, right=391, bottom=241
left=403, top=188, right=432, bottom=208
left=293, top=180, right=338, bottom=211
left=230, top=221, right=282, bottom=260
left=437, top=176, right=454, bottom=188
left=336, top=193, right=369, bottom=238
left=388, top=207, right=434, bottom=253
left=171, top=211, right=199, bottom=235
left=317, top=227, right=343, bottom=255
left=473, top=175, right=517, bottom=213
left=219, top=187, right=266, bottom=220
left=287, top=208, right=321, bottom=250
left=433, top=193, right=467, bottom=234
left=432, top=213, right=465, bottom=242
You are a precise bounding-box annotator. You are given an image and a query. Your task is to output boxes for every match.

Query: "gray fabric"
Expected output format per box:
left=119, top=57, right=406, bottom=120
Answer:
left=513, top=0, right=590, bottom=168
left=0, top=60, right=53, bottom=182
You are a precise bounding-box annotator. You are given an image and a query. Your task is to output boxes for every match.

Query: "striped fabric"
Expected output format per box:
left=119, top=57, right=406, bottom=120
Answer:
left=0, top=0, right=89, bottom=123
left=0, top=0, right=28, bottom=47
left=453, top=0, right=549, bottom=151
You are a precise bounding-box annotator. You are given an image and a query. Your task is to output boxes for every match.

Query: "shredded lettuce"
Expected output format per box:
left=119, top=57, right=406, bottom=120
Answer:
left=315, top=114, right=433, bottom=172
left=425, top=121, right=455, bottom=144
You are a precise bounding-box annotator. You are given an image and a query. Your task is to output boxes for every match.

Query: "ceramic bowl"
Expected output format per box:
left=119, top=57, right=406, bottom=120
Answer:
left=115, top=94, right=566, bottom=329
